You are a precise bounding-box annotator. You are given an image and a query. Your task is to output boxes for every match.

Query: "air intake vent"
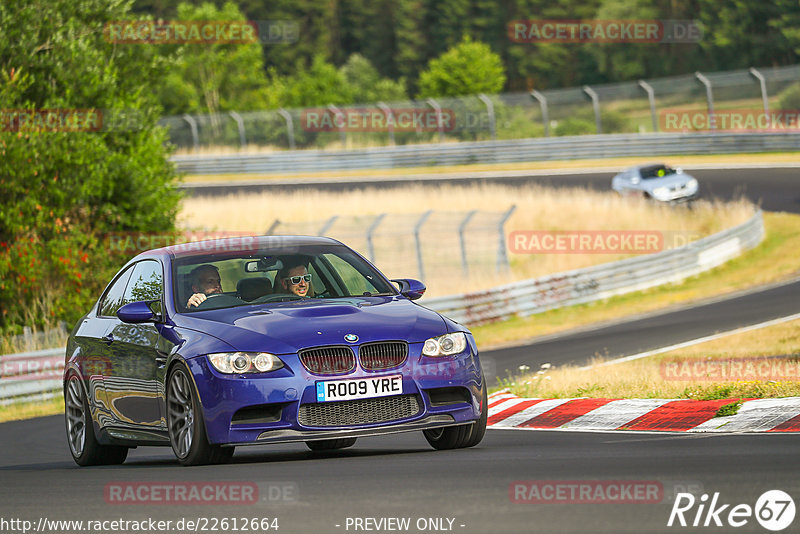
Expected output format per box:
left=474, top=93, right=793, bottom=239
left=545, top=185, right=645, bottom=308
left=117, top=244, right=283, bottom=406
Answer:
left=298, top=394, right=421, bottom=427
left=359, top=342, right=408, bottom=370
left=299, top=346, right=356, bottom=375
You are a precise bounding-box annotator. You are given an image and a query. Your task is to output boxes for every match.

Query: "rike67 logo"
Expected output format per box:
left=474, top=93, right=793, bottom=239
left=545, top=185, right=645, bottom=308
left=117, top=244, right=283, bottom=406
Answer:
left=668, top=490, right=795, bottom=531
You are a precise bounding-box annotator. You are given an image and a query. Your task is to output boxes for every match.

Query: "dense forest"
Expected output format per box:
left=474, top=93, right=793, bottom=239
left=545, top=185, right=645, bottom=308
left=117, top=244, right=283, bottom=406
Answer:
left=129, top=0, right=800, bottom=116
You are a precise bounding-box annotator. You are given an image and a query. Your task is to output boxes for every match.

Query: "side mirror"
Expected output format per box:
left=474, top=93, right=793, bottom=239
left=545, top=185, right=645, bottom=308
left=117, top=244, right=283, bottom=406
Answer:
left=117, top=301, right=159, bottom=323
left=675, top=167, right=683, bottom=174
left=391, top=278, right=426, bottom=301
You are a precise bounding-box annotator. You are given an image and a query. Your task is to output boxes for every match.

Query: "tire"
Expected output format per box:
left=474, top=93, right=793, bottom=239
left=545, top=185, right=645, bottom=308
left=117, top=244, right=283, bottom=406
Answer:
left=423, top=382, right=488, bottom=450
left=423, top=424, right=471, bottom=450
left=460, top=385, right=488, bottom=448
left=64, top=373, right=128, bottom=466
left=166, top=363, right=230, bottom=466
left=305, top=438, right=357, bottom=451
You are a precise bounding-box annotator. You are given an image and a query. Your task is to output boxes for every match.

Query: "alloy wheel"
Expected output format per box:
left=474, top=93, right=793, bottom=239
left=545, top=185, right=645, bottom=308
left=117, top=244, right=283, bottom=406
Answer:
left=65, top=376, right=86, bottom=457
left=167, top=370, right=195, bottom=458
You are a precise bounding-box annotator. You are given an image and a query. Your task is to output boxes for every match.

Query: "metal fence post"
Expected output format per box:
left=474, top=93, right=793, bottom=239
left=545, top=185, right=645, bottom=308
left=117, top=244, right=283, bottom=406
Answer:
left=458, top=210, right=477, bottom=276
left=366, top=213, right=386, bottom=262
left=530, top=90, right=549, bottom=137
left=496, top=205, right=516, bottom=272
left=749, top=67, right=769, bottom=114
left=328, top=104, right=347, bottom=146
left=414, top=210, right=433, bottom=280
left=318, top=215, right=338, bottom=236
left=582, top=85, right=602, bottom=134
left=478, top=94, right=496, bottom=140
left=182, top=114, right=199, bottom=150
left=277, top=108, right=295, bottom=150
left=229, top=111, right=246, bottom=147
left=426, top=98, right=444, bottom=142
left=695, top=72, right=715, bottom=129
left=637, top=80, right=658, bottom=132
left=265, top=219, right=281, bottom=235
left=377, top=102, right=395, bottom=145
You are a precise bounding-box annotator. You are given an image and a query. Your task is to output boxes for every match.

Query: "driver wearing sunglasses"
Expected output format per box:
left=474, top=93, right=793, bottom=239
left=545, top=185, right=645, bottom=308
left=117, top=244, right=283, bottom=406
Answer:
left=279, top=263, right=314, bottom=298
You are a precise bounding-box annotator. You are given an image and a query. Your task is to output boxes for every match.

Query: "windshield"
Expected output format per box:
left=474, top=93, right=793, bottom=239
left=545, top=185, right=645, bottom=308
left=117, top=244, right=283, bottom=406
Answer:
left=174, top=244, right=396, bottom=312
left=640, top=165, right=676, bottom=179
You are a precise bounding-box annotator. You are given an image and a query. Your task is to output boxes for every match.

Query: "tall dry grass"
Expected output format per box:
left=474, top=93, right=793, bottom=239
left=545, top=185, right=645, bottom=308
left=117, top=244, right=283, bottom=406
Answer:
left=180, top=184, right=755, bottom=297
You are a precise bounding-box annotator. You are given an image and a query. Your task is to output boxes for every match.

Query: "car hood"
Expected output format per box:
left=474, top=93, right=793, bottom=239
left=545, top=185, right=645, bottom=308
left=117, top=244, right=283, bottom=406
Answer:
left=173, top=296, right=448, bottom=354
left=640, top=173, right=693, bottom=191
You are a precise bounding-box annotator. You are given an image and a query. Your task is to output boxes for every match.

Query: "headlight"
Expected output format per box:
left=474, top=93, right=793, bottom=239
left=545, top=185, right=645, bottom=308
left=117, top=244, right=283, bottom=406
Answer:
left=652, top=186, right=671, bottom=200
left=207, top=352, right=284, bottom=374
left=422, top=332, right=468, bottom=357
left=687, top=178, right=698, bottom=191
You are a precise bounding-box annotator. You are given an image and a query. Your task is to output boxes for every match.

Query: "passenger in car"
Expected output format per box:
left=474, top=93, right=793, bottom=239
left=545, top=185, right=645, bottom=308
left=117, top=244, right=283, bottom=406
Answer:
left=278, top=263, right=314, bottom=298
left=186, top=264, right=223, bottom=308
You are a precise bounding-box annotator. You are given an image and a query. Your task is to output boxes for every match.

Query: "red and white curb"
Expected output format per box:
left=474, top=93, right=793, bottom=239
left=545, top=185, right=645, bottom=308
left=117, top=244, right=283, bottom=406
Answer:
left=487, top=391, right=800, bottom=433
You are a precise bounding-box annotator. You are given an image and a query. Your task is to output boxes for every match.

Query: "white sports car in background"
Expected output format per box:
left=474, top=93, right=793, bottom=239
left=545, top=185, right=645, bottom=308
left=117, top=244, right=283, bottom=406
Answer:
left=611, top=164, right=699, bottom=202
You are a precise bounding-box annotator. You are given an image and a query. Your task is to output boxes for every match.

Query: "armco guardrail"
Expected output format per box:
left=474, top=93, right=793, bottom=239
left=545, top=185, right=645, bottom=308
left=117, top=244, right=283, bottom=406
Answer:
left=424, top=210, right=764, bottom=325
left=171, top=133, right=800, bottom=175
left=0, top=210, right=764, bottom=405
left=0, top=347, right=64, bottom=405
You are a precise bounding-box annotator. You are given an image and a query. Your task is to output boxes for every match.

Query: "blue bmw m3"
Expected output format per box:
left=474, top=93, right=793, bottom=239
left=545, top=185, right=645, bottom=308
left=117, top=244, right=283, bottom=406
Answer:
left=64, top=236, right=487, bottom=466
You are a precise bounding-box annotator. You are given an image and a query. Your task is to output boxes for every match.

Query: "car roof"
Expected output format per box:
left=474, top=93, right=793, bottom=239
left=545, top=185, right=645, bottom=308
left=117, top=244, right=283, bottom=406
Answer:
left=132, top=235, right=344, bottom=262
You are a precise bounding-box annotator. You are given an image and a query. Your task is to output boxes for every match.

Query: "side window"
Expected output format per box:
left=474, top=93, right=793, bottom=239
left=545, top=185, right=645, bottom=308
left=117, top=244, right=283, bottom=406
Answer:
left=99, top=266, right=134, bottom=317
left=123, top=260, right=164, bottom=314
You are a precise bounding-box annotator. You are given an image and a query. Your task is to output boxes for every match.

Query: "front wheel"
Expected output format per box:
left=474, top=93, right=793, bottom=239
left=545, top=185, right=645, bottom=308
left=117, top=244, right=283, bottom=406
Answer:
left=423, top=384, right=487, bottom=450
left=167, top=363, right=232, bottom=466
left=64, top=373, right=128, bottom=466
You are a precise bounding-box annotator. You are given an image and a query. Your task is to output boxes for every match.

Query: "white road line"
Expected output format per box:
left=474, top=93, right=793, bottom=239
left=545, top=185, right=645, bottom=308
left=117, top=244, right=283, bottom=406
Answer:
left=582, top=312, right=800, bottom=370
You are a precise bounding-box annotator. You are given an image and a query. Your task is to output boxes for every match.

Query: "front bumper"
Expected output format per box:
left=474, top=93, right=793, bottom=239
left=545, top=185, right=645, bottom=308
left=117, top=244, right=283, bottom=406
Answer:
left=184, top=341, right=484, bottom=446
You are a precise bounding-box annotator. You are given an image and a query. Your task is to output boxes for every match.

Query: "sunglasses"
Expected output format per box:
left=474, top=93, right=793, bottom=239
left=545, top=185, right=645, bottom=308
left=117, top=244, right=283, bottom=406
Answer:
left=285, top=274, right=312, bottom=285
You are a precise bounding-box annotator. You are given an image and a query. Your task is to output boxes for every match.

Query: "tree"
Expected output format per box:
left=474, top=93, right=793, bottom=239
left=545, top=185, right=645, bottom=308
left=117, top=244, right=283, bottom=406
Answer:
left=417, top=36, right=506, bottom=98
left=273, top=55, right=353, bottom=108
left=0, top=0, right=181, bottom=332
left=340, top=54, right=407, bottom=103
left=155, top=2, right=270, bottom=116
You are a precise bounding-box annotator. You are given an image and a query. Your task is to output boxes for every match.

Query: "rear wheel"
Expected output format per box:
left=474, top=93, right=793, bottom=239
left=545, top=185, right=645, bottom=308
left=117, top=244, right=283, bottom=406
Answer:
left=305, top=438, right=357, bottom=451
left=424, top=383, right=487, bottom=450
left=167, top=363, right=231, bottom=466
left=64, top=373, right=128, bottom=466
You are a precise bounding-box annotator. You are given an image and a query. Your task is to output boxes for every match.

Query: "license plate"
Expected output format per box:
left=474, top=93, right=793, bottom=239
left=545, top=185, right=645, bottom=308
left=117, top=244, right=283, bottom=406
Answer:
left=316, top=374, right=402, bottom=402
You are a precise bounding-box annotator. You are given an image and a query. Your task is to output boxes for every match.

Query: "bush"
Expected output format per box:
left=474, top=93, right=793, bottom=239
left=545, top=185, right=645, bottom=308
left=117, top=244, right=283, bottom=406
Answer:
left=778, top=83, right=800, bottom=110
left=0, top=0, right=181, bottom=334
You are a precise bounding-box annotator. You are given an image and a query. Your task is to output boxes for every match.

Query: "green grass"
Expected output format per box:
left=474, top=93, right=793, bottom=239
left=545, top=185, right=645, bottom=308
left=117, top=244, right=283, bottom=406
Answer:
left=715, top=400, right=744, bottom=417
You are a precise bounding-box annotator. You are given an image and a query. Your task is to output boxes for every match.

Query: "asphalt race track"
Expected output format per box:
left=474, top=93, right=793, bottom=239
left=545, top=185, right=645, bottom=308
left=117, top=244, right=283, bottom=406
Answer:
left=2, top=166, right=799, bottom=534
left=183, top=166, right=800, bottom=214
left=481, top=277, right=800, bottom=384
left=2, top=415, right=799, bottom=534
